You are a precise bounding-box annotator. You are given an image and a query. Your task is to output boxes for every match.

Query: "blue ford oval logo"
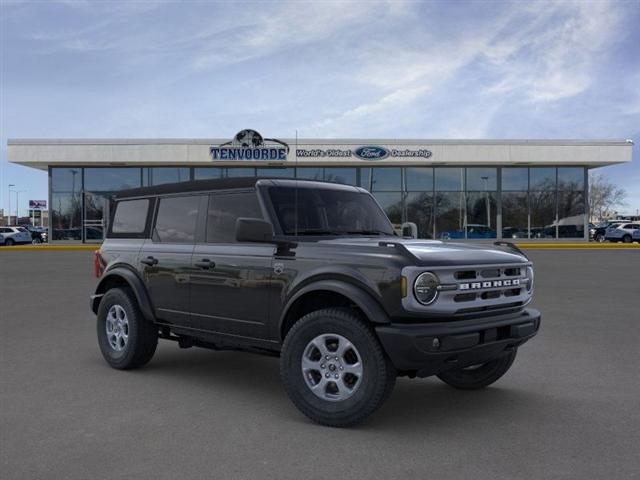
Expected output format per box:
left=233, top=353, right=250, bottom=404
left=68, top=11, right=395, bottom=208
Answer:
left=354, top=146, right=389, bottom=160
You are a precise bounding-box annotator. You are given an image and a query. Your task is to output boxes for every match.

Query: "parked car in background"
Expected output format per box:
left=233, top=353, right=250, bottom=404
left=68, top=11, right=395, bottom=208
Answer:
left=605, top=223, right=640, bottom=243
left=0, top=226, right=32, bottom=246
left=632, top=229, right=640, bottom=243
left=0, top=232, right=5, bottom=245
left=21, top=225, right=48, bottom=244
left=591, top=221, right=626, bottom=242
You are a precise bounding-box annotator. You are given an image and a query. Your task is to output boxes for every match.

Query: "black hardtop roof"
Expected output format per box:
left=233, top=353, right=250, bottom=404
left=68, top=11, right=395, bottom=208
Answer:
left=113, top=177, right=361, bottom=199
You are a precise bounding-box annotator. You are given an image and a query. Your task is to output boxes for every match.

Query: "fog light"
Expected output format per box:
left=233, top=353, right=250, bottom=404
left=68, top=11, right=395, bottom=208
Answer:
left=432, top=338, right=440, bottom=349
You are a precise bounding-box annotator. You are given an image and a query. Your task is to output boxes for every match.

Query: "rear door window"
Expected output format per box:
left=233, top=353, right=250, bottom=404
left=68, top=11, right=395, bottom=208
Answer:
left=154, top=195, right=200, bottom=243
left=206, top=191, right=263, bottom=243
left=112, top=199, right=150, bottom=234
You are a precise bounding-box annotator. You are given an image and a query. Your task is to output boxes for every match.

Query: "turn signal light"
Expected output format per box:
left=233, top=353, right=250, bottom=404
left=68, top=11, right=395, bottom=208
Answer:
left=94, top=250, right=104, bottom=278
left=401, top=276, right=407, bottom=298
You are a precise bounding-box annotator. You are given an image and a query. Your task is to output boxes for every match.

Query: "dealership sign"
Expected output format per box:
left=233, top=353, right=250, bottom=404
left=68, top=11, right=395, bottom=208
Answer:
left=296, top=146, right=432, bottom=160
left=29, top=200, right=47, bottom=209
left=211, top=129, right=289, bottom=161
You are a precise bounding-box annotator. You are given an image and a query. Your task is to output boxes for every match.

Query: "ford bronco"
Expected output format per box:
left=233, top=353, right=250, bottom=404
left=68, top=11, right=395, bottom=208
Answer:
left=91, top=178, right=540, bottom=426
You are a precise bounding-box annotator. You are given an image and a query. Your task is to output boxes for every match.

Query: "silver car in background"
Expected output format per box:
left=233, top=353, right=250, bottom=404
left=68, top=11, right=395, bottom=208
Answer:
left=0, top=226, right=32, bottom=246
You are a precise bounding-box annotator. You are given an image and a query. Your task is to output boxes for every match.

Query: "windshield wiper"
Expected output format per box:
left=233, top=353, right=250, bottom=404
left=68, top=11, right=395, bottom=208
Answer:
left=295, top=229, right=345, bottom=236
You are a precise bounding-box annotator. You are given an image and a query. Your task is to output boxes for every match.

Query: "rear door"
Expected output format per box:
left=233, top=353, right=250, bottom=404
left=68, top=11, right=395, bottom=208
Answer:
left=190, top=189, right=275, bottom=340
left=140, top=194, right=205, bottom=326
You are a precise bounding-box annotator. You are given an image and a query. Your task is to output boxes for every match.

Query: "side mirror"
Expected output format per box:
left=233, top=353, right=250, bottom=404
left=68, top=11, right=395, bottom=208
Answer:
left=236, top=218, right=274, bottom=243
left=401, top=222, right=418, bottom=239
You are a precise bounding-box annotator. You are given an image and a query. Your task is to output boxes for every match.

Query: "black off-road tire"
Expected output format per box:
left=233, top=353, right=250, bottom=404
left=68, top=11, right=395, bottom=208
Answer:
left=595, top=233, right=605, bottom=243
left=97, top=287, right=158, bottom=370
left=437, top=349, right=517, bottom=390
left=280, top=308, right=396, bottom=427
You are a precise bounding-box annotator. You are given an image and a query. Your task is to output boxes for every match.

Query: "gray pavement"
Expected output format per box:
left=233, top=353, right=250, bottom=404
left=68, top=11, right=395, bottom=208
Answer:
left=1, top=249, right=639, bottom=479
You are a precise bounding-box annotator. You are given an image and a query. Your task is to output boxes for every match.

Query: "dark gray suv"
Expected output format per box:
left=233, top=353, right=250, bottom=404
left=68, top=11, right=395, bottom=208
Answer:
left=91, top=178, right=540, bottom=426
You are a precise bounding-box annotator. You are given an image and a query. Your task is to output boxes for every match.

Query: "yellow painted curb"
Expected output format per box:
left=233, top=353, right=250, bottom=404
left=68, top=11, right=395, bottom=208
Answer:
left=515, top=243, right=640, bottom=249
left=0, top=245, right=99, bottom=251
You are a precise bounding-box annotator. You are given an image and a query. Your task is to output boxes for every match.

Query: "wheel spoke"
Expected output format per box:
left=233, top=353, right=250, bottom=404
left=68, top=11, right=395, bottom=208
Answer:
left=301, top=356, right=320, bottom=372
left=342, top=362, right=363, bottom=377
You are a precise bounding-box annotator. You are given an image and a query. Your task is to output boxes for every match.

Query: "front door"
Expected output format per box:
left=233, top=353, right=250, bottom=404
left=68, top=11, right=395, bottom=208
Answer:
left=139, top=194, right=204, bottom=326
left=189, top=191, right=274, bottom=340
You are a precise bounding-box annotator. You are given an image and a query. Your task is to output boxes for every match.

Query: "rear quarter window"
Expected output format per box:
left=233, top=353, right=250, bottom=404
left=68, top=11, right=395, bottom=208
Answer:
left=112, top=199, right=150, bottom=234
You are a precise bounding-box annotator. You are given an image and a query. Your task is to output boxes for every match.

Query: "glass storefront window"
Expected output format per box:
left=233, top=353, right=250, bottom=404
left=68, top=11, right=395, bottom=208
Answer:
left=324, top=168, right=357, bottom=185
left=372, top=192, right=402, bottom=228
left=405, top=192, right=434, bottom=239
left=194, top=168, right=223, bottom=180
left=529, top=168, right=556, bottom=191
left=84, top=168, right=141, bottom=192
left=256, top=167, right=295, bottom=178
left=435, top=192, right=465, bottom=239
left=557, top=190, right=585, bottom=238
left=143, top=167, right=190, bottom=186
left=558, top=167, right=584, bottom=190
left=51, top=168, right=83, bottom=193
left=466, top=168, right=497, bottom=191
left=530, top=190, right=556, bottom=238
left=226, top=168, right=256, bottom=177
left=502, top=192, right=528, bottom=239
left=466, top=192, right=497, bottom=238
left=51, top=192, right=82, bottom=240
left=435, top=168, right=464, bottom=191
left=296, top=167, right=324, bottom=180
left=405, top=168, right=433, bottom=191
left=370, top=168, right=402, bottom=191
left=502, top=168, right=528, bottom=191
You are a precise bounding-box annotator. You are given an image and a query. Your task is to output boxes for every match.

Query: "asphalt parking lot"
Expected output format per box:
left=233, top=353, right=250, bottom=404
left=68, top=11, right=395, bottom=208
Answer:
left=1, top=249, right=639, bottom=479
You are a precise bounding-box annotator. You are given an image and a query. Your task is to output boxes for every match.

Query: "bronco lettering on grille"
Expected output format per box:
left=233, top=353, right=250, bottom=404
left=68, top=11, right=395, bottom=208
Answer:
left=459, top=279, right=520, bottom=290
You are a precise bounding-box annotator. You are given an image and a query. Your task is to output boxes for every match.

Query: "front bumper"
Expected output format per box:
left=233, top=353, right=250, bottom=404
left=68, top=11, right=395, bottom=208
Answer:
left=376, top=308, right=541, bottom=378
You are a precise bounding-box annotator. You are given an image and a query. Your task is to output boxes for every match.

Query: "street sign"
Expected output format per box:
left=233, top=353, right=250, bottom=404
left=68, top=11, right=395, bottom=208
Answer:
left=29, top=200, right=47, bottom=209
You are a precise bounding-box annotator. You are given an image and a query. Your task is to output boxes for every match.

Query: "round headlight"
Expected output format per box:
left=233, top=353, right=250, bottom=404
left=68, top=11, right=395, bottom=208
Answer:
left=525, top=266, right=534, bottom=293
left=414, top=272, right=440, bottom=305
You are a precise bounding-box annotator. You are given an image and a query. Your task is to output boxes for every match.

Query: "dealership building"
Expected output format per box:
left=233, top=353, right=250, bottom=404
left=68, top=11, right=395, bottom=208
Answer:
left=7, top=132, right=633, bottom=243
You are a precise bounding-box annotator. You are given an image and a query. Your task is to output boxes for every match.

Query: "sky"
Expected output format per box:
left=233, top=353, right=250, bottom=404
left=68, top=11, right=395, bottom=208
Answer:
left=1, top=0, right=639, bottom=217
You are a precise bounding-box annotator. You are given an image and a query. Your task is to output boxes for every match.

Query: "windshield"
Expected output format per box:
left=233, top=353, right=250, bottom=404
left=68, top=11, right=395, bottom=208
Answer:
left=268, top=186, right=395, bottom=236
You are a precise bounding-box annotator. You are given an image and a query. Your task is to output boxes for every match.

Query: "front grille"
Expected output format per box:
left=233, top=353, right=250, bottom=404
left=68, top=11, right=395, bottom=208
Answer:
left=402, top=262, right=532, bottom=316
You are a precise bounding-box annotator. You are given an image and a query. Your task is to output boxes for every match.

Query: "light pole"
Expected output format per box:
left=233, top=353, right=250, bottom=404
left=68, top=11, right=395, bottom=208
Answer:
left=8, top=184, right=15, bottom=225
left=15, top=190, right=26, bottom=224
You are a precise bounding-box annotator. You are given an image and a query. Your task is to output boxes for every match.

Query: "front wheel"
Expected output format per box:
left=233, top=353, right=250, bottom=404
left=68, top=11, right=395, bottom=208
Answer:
left=280, top=308, right=396, bottom=427
left=436, top=349, right=517, bottom=390
left=32, top=237, right=42, bottom=244
left=97, top=287, right=158, bottom=369
left=595, top=233, right=605, bottom=243
left=5, top=238, right=14, bottom=246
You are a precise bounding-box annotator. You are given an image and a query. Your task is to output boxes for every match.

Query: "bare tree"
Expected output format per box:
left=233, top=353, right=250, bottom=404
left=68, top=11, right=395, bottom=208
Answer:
left=589, top=172, right=627, bottom=221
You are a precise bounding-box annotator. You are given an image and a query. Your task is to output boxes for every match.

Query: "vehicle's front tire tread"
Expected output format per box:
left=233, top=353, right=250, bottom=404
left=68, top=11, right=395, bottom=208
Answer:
left=280, top=307, right=396, bottom=427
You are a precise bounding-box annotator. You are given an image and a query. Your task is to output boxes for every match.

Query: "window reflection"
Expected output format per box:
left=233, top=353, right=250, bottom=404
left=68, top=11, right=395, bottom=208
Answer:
left=405, top=192, right=434, bottom=239
left=194, top=168, right=223, bottom=180
left=324, top=168, right=357, bottom=185
left=557, top=191, right=584, bottom=238
left=84, top=168, right=141, bottom=191
left=435, top=192, right=465, bottom=239
left=143, top=168, right=190, bottom=186
left=557, top=167, right=584, bottom=190
left=435, top=168, right=464, bottom=191
left=256, top=168, right=295, bottom=178
left=530, top=190, right=556, bottom=238
left=529, top=168, right=556, bottom=191
left=466, top=192, right=497, bottom=238
left=226, top=168, right=256, bottom=177
left=372, top=192, right=402, bottom=228
left=405, top=168, right=433, bottom=191
left=51, top=168, right=83, bottom=193
left=296, top=168, right=323, bottom=180
left=466, top=168, right=497, bottom=191
left=502, top=192, right=528, bottom=239
left=51, top=192, right=82, bottom=240
left=502, top=168, right=528, bottom=191
left=371, top=168, right=402, bottom=191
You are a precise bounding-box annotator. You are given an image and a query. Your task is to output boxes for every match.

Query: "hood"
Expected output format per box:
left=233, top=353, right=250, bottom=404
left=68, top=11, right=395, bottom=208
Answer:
left=319, top=237, right=528, bottom=266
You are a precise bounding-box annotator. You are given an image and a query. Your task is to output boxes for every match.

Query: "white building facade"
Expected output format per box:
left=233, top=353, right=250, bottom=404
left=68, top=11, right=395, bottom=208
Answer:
left=8, top=132, right=633, bottom=243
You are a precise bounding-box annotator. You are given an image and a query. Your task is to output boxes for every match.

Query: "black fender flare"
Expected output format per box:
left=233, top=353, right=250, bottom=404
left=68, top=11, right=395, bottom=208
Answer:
left=279, top=279, right=390, bottom=336
left=91, top=267, right=156, bottom=323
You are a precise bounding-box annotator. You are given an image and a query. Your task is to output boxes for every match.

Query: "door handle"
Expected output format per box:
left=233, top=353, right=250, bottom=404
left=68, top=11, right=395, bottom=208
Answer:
left=194, top=259, right=215, bottom=270
left=141, top=256, right=158, bottom=266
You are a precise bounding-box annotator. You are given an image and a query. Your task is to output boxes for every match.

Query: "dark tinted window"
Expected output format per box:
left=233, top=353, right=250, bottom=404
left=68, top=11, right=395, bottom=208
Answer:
left=154, top=196, right=200, bottom=243
left=112, top=199, right=149, bottom=233
left=268, top=187, right=394, bottom=236
left=206, top=192, right=263, bottom=243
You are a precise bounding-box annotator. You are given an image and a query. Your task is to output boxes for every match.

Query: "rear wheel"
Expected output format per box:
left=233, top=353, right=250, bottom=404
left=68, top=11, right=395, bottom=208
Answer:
left=437, top=349, right=517, bottom=390
left=280, top=308, right=396, bottom=427
left=622, top=234, right=632, bottom=243
left=5, top=238, right=14, bottom=246
left=97, top=287, right=158, bottom=369
left=32, top=237, right=42, bottom=244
